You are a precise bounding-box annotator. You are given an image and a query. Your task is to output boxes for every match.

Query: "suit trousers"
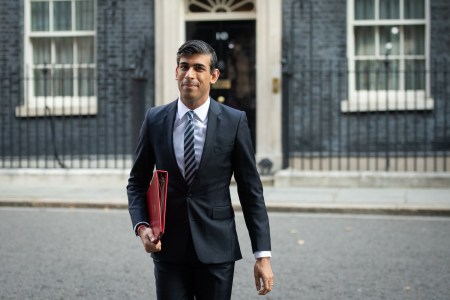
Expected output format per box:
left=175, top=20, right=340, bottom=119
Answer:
left=153, top=235, right=235, bottom=300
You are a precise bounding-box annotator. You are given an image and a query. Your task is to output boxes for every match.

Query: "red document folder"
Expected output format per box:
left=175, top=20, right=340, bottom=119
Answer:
left=147, top=170, right=168, bottom=241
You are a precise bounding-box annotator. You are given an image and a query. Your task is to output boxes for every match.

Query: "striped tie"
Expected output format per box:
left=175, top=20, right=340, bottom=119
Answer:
left=184, top=111, right=196, bottom=185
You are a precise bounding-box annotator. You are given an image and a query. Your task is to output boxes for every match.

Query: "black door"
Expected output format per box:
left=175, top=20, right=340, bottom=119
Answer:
left=186, top=20, right=256, bottom=149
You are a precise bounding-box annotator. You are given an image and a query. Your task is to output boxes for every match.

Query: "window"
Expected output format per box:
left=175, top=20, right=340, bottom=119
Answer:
left=342, top=0, right=433, bottom=112
left=186, top=0, right=255, bottom=13
left=18, top=0, right=96, bottom=117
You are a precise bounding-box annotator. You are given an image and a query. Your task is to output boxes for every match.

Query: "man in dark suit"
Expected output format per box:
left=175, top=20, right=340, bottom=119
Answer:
left=127, top=40, right=273, bottom=299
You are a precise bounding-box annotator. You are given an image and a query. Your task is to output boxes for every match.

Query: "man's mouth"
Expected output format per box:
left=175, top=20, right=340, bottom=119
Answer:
left=183, top=81, right=198, bottom=88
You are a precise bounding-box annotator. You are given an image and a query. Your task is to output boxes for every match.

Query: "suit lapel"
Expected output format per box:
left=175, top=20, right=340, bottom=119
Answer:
left=197, top=99, right=221, bottom=174
left=163, top=100, right=184, bottom=181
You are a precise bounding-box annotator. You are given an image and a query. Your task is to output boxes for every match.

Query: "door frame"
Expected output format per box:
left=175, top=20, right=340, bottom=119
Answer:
left=154, top=0, right=282, bottom=171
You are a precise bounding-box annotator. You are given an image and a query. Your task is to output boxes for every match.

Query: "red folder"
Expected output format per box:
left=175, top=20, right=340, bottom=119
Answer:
left=147, top=170, right=168, bottom=241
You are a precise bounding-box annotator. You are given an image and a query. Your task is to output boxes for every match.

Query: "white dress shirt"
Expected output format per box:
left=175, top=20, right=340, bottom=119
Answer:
left=173, top=98, right=210, bottom=177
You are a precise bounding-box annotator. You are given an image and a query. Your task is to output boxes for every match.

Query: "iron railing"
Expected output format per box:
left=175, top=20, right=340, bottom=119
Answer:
left=283, top=59, right=450, bottom=172
left=0, top=68, right=139, bottom=169
left=1, top=60, right=449, bottom=171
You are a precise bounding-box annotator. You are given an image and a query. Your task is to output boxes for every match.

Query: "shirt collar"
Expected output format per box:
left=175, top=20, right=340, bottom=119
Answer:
left=177, top=98, right=210, bottom=122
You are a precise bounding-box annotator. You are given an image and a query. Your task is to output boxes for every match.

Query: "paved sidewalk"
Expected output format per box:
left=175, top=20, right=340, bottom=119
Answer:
left=1, top=169, right=449, bottom=215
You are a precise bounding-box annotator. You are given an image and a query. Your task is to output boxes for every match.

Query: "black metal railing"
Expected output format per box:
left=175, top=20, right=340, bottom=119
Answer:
left=1, top=59, right=449, bottom=171
left=0, top=66, right=148, bottom=169
left=283, top=59, right=450, bottom=172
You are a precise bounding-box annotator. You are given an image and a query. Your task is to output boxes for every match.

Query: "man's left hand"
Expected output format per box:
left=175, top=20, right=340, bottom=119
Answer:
left=254, top=257, right=274, bottom=295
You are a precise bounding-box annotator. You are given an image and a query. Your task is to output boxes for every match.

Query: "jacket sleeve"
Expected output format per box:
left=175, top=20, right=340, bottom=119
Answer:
left=127, top=109, right=155, bottom=231
left=232, top=111, right=271, bottom=253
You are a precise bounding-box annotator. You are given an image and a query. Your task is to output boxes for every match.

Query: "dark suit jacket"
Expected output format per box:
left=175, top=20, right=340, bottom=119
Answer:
left=127, top=98, right=271, bottom=264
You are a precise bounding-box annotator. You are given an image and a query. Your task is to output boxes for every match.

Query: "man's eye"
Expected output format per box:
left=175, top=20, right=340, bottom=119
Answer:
left=180, top=65, right=189, bottom=71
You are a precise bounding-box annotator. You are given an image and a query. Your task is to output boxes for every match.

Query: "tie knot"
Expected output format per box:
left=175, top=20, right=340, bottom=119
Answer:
left=187, top=110, right=195, bottom=121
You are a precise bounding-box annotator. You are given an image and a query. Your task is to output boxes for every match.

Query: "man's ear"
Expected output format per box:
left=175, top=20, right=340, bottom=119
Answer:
left=175, top=66, right=179, bottom=80
left=210, top=68, right=220, bottom=84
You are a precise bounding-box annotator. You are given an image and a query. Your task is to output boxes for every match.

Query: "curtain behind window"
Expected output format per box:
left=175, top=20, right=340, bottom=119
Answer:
left=355, top=0, right=374, bottom=20
left=405, top=0, right=424, bottom=19
left=380, top=0, right=399, bottom=19
left=76, top=0, right=95, bottom=30
left=77, top=37, right=95, bottom=96
left=31, top=1, right=49, bottom=31
left=54, top=0, right=72, bottom=31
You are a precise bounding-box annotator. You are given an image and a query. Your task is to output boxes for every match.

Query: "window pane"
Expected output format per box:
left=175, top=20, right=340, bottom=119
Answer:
left=379, top=0, right=399, bottom=19
left=405, top=0, right=424, bottom=19
left=405, top=59, right=425, bottom=90
left=76, top=0, right=95, bottom=30
left=380, top=26, right=400, bottom=55
left=78, top=68, right=95, bottom=96
left=77, top=37, right=94, bottom=64
left=404, top=25, right=425, bottom=55
left=355, top=0, right=374, bottom=20
left=356, top=60, right=399, bottom=90
left=356, top=60, right=378, bottom=90
left=54, top=1, right=72, bottom=31
left=355, top=27, right=375, bottom=55
left=379, top=59, right=399, bottom=90
left=32, top=38, right=51, bottom=64
left=53, top=68, right=73, bottom=96
left=31, top=1, right=49, bottom=31
left=34, top=69, right=52, bottom=96
left=55, top=38, right=74, bottom=64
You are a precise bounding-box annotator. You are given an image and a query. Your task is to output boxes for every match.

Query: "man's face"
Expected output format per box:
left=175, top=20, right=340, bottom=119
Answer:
left=176, top=53, right=220, bottom=109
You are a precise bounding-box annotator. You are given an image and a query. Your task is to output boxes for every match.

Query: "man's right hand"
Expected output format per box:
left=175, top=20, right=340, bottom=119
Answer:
left=138, top=227, right=162, bottom=253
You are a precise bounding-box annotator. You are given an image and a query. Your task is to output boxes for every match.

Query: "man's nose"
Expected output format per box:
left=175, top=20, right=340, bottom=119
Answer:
left=185, top=67, right=195, bottom=78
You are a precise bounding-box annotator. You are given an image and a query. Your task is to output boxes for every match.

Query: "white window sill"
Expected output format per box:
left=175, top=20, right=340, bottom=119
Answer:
left=15, top=97, right=98, bottom=117
left=341, top=91, right=433, bottom=112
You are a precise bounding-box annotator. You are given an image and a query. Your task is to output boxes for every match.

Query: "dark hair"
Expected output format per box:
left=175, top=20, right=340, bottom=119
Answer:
left=176, top=40, right=218, bottom=74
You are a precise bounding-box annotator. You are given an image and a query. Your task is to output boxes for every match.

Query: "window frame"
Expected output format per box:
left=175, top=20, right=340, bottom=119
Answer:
left=342, top=0, right=433, bottom=112
left=18, top=0, right=97, bottom=117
